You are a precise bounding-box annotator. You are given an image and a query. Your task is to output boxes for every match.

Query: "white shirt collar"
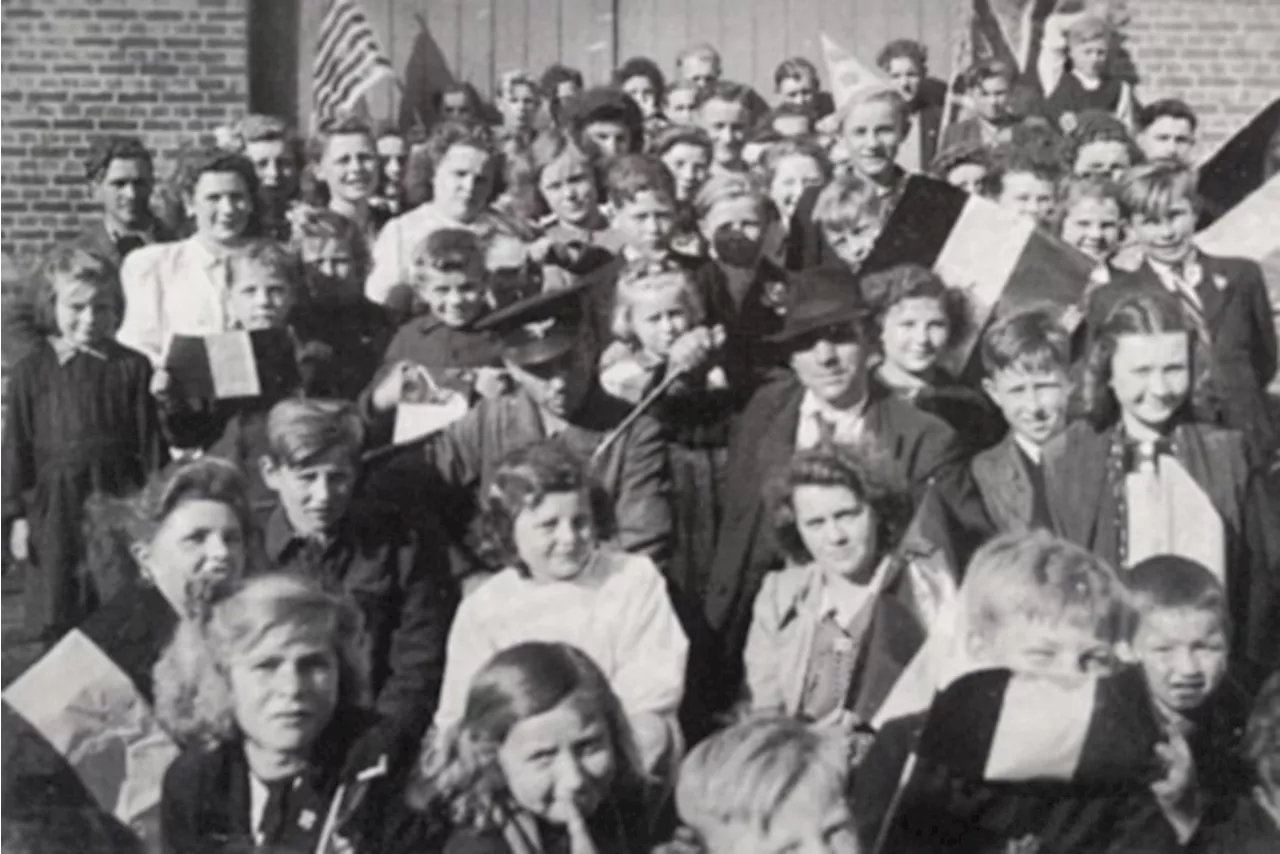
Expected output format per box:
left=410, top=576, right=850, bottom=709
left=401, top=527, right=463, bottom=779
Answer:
left=797, top=388, right=869, bottom=449
left=1011, top=433, right=1044, bottom=465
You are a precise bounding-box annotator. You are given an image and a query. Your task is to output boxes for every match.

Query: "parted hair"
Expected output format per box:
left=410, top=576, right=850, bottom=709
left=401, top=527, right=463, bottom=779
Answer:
left=475, top=441, right=617, bottom=575
left=767, top=442, right=912, bottom=568
left=264, top=398, right=364, bottom=468
left=611, top=266, right=707, bottom=344
left=1137, top=98, right=1198, bottom=133
left=877, top=39, right=929, bottom=73
left=307, top=114, right=376, bottom=163
left=773, top=56, right=819, bottom=89
left=605, top=152, right=677, bottom=208
left=648, top=123, right=713, bottom=159
left=1076, top=290, right=1216, bottom=429
left=860, top=263, right=970, bottom=351
left=961, top=530, right=1127, bottom=646
left=676, top=715, right=847, bottom=842
left=1124, top=555, right=1231, bottom=639
left=84, top=134, right=154, bottom=183
left=408, top=642, right=646, bottom=829
left=836, top=86, right=908, bottom=132
left=153, top=573, right=369, bottom=749
left=31, top=244, right=125, bottom=336
left=1121, top=159, right=1199, bottom=220
left=236, top=113, right=305, bottom=166
left=980, top=305, right=1072, bottom=377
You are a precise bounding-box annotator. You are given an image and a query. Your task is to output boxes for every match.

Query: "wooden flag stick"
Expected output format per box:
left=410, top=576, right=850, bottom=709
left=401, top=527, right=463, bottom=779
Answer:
left=591, top=369, right=683, bottom=464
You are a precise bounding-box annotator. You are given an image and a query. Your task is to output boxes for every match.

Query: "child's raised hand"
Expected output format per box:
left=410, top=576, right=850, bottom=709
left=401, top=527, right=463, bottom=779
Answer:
left=1151, top=730, right=1201, bottom=842
left=667, top=327, right=720, bottom=376
left=370, top=361, right=415, bottom=412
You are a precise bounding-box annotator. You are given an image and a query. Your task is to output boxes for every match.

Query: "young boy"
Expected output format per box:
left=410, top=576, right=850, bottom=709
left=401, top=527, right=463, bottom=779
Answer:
left=1137, top=99, right=1198, bottom=165
left=697, top=83, right=752, bottom=176
left=361, top=228, right=505, bottom=446
left=942, top=59, right=1021, bottom=151
left=676, top=43, right=722, bottom=98
left=257, top=397, right=457, bottom=739
left=1126, top=556, right=1253, bottom=817
left=877, top=38, right=944, bottom=172
left=674, top=715, right=857, bottom=854
left=973, top=308, right=1072, bottom=533
left=981, top=144, right=1062, bottom=228
left=857, top=531, right=1198, bottom=853
left=237, top=114, right=304, bottom=241
left=808, top=174, right=894, bottom=274
left=1040, top=14, right=1137, bottom=134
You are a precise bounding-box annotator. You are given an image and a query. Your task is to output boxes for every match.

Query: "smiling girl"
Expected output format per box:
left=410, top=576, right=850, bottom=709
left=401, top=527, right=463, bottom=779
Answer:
left=309, top=116, right=388, bottom=251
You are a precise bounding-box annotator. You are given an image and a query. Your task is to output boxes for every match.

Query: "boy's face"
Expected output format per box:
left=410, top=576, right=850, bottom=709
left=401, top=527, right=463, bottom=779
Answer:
left=732, top=798, right=859, bottom=854
left=665, top=88, right=699, bottom=125
left=999, top=171, right=1057, bottom=226
left=582, top=120, right=632, bottom=161
left=1133, top=607, right=1229, bottom=715
left=777, top=73, right=818, bottom=109
left=538, top=151, right=598, bottom=226
left=54, top=279, right=118, bottom=348
left=1140, top=117, right=1196, bottom=164
left=612, top=190, right=677, bottom=257
left=769, top=154, right=825, bottom=225
left=982, top=363, right=1069, bottom=447
left=97, top=156, right=154, bottom=229
left=972, top=76, right=1012, bottom=122
left=1069, top=37, right=1108, bottom=79
left=972, top=615, right=1117, bottom=679
left=945, top=162, right=988, bottom=195
left=505, top=346, right=594, bottom=419
left=501, top=82, right=540, bottom=130
left=660, top=142, right=711, bottom=202
left=1061, top=196, right=1122, bottom=261
left=226, top=267, right=294, bottom=330
left=301, top=238, right=360, bottom=302
left=260, top=446, right=358, bottom=539
left=555, top=79, right=582, bottom=103
left=245, top=139, right=299, bottom=199
left=1131, top=198, right=1196, bottom=266
left=440, top=90, right=475, bottom=122
left=319, top=132, right=378, bottom=204
left=1109, top=332, right=1191, bottom=432
left=788, top=323, right=870, bottom=410
left=418, top=264, right=487, bottom=327
left=700, top=99, right=750, bottom=166
left=880, top=296, right=950, bottom=377
left=887, top=56, right=923, bottom=103
left=1074, top=139, right=1131, bottom=182
left=842, top=100, right=903, bottom=181
left=681, top=56, right=719, bottom=94
left=824, top=217, right=881, bottom=272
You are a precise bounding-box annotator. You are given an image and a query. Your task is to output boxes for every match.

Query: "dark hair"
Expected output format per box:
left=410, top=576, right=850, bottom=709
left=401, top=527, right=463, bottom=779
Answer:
left=1245, top=671, right=1280, bottom=789
left=980, top=143, right=1063, bottom=198
left=84, top=135, right=154, bottom=183
left=541, top=63, right=585, bottom=95
left=1075, top=290, right=1216, bottom=428
left=605, top=152, right=677, bottom=208
left=1124, top=556, right=1230, bottom=639
left=614, top=57, right=667, bottom=101
left=411, top=226, right=485, bottom=273
left=431, top=83, right=484, bottom=117
left=648, top=124, right=714, bottom=160
left=965, top=58, right=1016, bottom=91
left=876, top=39, right=929, bottom=74
left=174, top=147, right=262, bottom=236
left=773, top=57, right=819, bottom=90
left=1062, top=110, right=1144, bottom=174
left=980, top=306, right=1071, bottom=376
left=767, top=443, right=912, bottom=567
left=408, top=120, right=501, bottom=206
left=929, top=140, right=991, bottom=179
left=861, top=263, right=970, bottom=350
left=1137, top=98, right=1199, bottom=133
left=476, top=441, right=616, bottom=575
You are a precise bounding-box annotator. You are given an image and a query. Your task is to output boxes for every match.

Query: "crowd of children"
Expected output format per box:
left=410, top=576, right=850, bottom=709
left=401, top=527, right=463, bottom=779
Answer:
left=2, top=9, right=1279, bottom=853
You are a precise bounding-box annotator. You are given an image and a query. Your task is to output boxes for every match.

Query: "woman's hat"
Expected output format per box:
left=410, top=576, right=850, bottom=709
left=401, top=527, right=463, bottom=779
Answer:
left=764, top=265, right=872, bottom=345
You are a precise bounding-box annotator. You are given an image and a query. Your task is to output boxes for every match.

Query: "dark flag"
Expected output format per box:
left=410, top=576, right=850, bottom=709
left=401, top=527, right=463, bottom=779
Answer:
left=1197, top=97, right=1280, bottom=231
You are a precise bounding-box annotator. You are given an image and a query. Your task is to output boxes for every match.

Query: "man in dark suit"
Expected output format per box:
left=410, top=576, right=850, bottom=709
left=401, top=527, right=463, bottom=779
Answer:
left=704, top=267, right=991, bottom=706
left=73, top=135, right=176, bottom=265
left=938, top=59, right=1024, bottom=154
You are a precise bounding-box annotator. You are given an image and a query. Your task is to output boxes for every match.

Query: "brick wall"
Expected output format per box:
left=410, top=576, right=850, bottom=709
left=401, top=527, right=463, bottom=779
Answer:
left=1124, top=0, right=1280, bottom=155
left=0, top=0, right=249, bottom=270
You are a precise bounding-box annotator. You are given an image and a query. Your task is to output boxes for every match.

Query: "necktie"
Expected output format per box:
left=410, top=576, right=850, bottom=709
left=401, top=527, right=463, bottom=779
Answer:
left=813, top=412, right=838, bottom=448
left=1123, top=437, right=1174, bottom=474
left=258, top=777, right=293, bottom=845
left=1162, top=263, right=1211, bottom=345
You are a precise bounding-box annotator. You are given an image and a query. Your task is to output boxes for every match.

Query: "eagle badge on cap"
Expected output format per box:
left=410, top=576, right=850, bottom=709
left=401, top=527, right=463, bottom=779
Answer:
left=524, top=318, right=557, bottom=339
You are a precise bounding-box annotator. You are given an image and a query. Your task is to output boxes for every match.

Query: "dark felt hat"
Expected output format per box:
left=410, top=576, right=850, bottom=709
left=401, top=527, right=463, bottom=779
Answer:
left=564, top=86, right=645, bottom=150
left=764, top=265, right=872, bottom=345
left=470, top=283, right=590, bottom=366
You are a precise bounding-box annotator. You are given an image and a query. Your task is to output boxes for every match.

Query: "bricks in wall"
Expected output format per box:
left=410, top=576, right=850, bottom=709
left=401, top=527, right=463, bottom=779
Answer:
left=0, top=0, right=249, bottom=273
left=1124, top=0, right=1280, bottom=155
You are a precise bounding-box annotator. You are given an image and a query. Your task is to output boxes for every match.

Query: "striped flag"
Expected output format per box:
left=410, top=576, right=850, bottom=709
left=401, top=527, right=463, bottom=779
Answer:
left=916, top=667, right=1163, bottom=785
left=860, top=174, right=1094, bottom=373
left=2, top=586, right=180, bottom=854
left=313, top=0, right=396, bottom=121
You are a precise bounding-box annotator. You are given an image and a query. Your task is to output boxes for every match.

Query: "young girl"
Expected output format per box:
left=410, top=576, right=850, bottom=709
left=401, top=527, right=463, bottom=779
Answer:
left=614, top=56, right=669, bottom=147
left=1064, top=110, right=1143, bottom=182
left=431, top=441, right=689, bottom=775
left=805, top=174, right=894, bottom=275
left=411, top=642, right=675, bottom=854
left=599, top=266, right=732, bottom=603
left=496, top=70, right=543, bottom=149
left=652, top=125, right=713, bottom=206
left=759, top=138, right=830, bottom=232
left=1059, top=175, right=1129, bottom=297
left=862, top=263, right=1005, bottom=452
left=156, top=573, right=415, bottom=854
left=2, top=247, right=167, bottom=640
left=532, top=130, right=624, bottom=293
left=1043, top=291, right=1279, bottom=678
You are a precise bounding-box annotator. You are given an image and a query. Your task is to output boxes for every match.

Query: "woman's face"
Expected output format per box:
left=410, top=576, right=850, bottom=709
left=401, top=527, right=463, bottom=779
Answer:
left=1109, top=331, right=1192, bottom=432
left=630, top=289, right=691, bottom=357
left=320, top=132, right=379, bottom=205
left=512, top=490, right=596, bottom=582
left=660, top=142, right=711, bottom=203
left=497, top=696, right=617, bottom=824
left=134, top=498, right=246, bottom=614
left=769, top=154, right=825, bottom=226
left=1061, top=196, right=1122, bottom=261
left=1074, top=139, right=1131, bottom=182
left=880, top=296, right=950, bottom=377
left=622, top=74, right=659, bottom=119
left=189, top=171, right=253, bottom=243
left=792, top=484, right=879, bottom=582
left=539, top=150, right=598, bottom=226
left=432, top=143, right=494, bottom=221
left=440, top=90, right=475, bottom=122
left=229, top=621, right=340, bottom=758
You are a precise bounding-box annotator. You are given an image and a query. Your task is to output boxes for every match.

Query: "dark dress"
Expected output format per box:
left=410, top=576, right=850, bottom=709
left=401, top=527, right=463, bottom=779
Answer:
left=1, top=340, right=166, bottom=638
left=289, top=297, right=394, bottom=402
left=1042, top=72, right=1127, bottom=131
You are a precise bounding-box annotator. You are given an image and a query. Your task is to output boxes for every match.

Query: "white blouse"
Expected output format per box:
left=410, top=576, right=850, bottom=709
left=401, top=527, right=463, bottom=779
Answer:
left=117, top=237, right=233, bottom=366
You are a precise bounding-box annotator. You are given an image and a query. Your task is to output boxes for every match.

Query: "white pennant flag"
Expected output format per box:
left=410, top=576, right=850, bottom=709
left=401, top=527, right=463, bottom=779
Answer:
left=820, top=33, right=890, bottom=111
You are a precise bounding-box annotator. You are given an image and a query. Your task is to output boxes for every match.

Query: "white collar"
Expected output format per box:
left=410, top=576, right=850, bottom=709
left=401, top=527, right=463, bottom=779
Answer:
left=1011, top=433, right=1043, bottom=465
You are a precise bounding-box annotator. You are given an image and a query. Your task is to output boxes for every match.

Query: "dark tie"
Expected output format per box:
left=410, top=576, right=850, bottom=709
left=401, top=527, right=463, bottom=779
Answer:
left=114, top=234, right=146, bottom=260
left=1123, top=438, right=1174, bottom=474
left=258, top=778, right=293, bottom=845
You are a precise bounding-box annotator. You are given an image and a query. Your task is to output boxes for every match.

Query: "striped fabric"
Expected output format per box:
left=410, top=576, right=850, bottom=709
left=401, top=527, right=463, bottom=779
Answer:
left=312, top=0, right=395, bottom=121
left=860, top=175, right=1094, bottom=373
left=2, top=586, right=180, bottom=854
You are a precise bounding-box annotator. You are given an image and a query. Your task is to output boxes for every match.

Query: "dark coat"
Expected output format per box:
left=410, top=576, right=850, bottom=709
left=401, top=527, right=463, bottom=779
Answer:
left=971, top=434, right=1042, bottom=534
left=704, top=375, right=990, bottom=696
left=1085, top=254, right=1279, bottom=455
left=1043, top=419, right=1280, bottom=670
left=784, top=168, right=909, bottom=271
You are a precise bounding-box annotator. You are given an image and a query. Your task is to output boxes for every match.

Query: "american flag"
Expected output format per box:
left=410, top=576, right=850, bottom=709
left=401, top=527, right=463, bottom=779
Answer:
left=312, top=0, right=396, bottom=121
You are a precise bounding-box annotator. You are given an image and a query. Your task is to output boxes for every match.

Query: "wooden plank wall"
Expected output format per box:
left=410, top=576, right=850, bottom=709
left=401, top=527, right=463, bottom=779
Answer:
left=291, top=0, right=959, bottom=128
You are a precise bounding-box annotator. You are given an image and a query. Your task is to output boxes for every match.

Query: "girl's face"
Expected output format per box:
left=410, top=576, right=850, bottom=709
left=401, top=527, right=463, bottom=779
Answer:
left=54, top=279, right=117, bottom=348
left=225, top=265, right=294, bottom=330
left=229, top=621, right=340, bottom=759
left=133, top=499, right=246, bottom=615
left=660, top=142, right=711, bottom=202
left=1074, top=139, right=1131, bottom=182
left=665, top=88, right=698, bottom=125
left=1069, top=37, right=1108, bottom=79
left=320, top=133, right=379, bottom=204
left=999, top=172, right=1057, bottom=226
left=1131, top=198, right=1196, bottom=266
left=702, top=194, right=765, bottom=246
left=843, top=100, right=903, bottom=181
left=513, top=490, right=596, bottom=582
left=699, top=99, right=749, bottom=166
left=244, top=140, right=299, bottom=198
left=501, top=82, right=540, bottom=130
left=539, top=150, right=598, bottom=226
left=825, top=217, right=881, bottom=271
left=432, top=144, right=494, bottom=221
left=945, top=162, right=988, bottom=195
left=880, top=296, right=950, bottom=376
left=622, top=74, right=659, bottom=119
left=1109, top=332, right=1191, bottom=432
left=376, top=134, right=407, bottom=194
left=769, top=154, right=826, bottom=226
left=630, top=289, right=692, bottom=357
left=189, top=170, right=253, bottom=243
left=1061, top=196, right=1122, bottom=261
left=792, top=484, right=878, bottom=583
left=497, top=696, right=617, bottom=824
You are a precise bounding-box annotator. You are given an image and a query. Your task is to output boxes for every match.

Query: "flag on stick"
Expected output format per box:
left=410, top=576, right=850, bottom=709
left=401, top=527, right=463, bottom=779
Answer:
left=313, top=0, right=396, bottom=121
left=164, top=329, right=299, bottom=401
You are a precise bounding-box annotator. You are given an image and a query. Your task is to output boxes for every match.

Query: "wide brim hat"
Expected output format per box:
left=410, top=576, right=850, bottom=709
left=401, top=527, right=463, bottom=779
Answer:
left=469, top=282, right=591, bottom=366
left=763, top=265, right=873, bottom=345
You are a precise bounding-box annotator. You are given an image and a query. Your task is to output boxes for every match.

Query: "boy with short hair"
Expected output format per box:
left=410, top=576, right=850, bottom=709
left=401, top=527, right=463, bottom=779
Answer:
left=973, top=308, right=1072, bottom=532
left=1040, top=14, right=1137, bottom=134
left=675, top=715, right=856, bottom=854
left=697, top=83, right=752, bottom=176
left=858, top=531, right=1199, bottom=853
left=1136, top=99, right=1198, bottom=164
left=809, top=174, right=894, bottom=274
left=258, top=396, right=456, bottom=739
left=981, top=145, right=1062, bottom=227
left=677, top=43, right=722, bottom=97
left=941, top=59, right=1021, bottom=151
left=877, top=38, right=944, bottom=171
